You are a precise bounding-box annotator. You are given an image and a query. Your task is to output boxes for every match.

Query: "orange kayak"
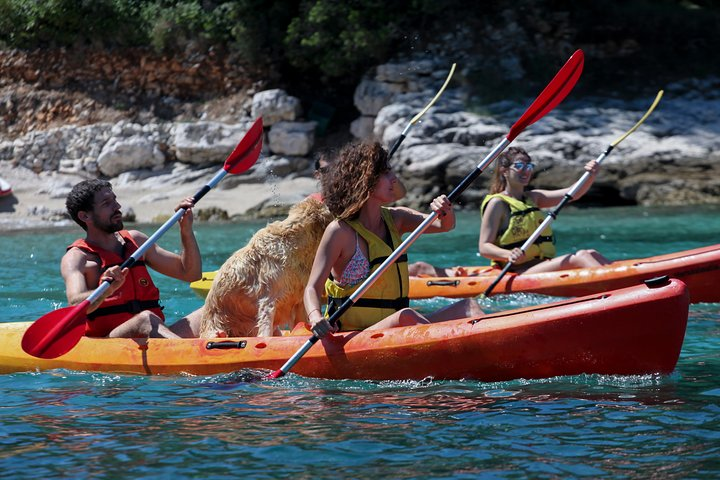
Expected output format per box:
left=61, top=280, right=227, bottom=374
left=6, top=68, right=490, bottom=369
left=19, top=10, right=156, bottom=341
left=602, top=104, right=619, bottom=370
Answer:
left=410, top=244, right=720, bottom=303
left=0, top=278, right=689, bottom=381
left=191, top=244, right=720, bottom=304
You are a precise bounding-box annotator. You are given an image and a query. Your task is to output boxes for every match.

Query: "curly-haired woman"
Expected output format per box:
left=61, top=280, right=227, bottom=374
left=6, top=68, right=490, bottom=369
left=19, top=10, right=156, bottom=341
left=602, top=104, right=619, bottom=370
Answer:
left=304, top=142, right=482, bottom=337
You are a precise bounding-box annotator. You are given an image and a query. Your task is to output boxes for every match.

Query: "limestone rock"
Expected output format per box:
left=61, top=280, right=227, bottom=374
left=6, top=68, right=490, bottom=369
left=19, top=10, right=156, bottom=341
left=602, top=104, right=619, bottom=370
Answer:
left=251, top=89, right=302, bottom=126
left=268, top=121, right=316, bottom=156
left=174, top=121, right=255, bottom=165
left=97, top=135, right=165, bottom=177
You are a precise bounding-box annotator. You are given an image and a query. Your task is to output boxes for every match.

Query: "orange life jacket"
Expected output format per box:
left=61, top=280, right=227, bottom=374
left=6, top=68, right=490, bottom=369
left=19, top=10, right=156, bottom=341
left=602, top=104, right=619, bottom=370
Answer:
left=68, top=231, right=163, bottom=337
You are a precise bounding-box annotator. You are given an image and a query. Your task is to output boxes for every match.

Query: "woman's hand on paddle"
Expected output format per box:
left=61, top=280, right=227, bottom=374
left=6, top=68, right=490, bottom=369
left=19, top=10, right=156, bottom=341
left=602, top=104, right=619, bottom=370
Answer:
left=309, top=316, right=337, bottom=338
left=430, top=195, right=455, bottom=231
left=584, top=159, right=600, bottom=176
left=508, top=247, right=526, bottom=264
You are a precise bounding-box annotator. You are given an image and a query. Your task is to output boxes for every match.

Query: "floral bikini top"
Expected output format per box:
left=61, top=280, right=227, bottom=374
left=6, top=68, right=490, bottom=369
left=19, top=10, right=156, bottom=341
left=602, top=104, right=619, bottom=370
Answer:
left=336, top=233, right=370, bottom=288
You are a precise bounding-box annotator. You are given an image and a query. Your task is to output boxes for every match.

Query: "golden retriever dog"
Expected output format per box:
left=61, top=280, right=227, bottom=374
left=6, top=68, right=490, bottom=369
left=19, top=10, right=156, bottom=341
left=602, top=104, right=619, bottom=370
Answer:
left=199, top=197, right=333, bottom=338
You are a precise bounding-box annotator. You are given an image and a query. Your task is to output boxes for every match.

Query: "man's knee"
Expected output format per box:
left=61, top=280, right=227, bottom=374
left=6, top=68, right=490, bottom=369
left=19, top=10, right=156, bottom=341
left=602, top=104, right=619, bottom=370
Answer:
left=408, top=261, right=433, bottom=276
left=130, top=310, right=164, bottom=335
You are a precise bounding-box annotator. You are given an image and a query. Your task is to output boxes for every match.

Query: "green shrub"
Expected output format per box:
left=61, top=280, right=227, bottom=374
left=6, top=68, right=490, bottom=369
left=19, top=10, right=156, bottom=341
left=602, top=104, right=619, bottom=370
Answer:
left=0, top=0, right=145, bottom=48
left=0, top=0, right=718, bottom=93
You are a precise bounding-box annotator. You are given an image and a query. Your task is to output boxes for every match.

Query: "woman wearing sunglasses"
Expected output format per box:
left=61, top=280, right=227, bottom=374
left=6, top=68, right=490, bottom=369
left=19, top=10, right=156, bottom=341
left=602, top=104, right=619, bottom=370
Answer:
left=478, top=147, right=610, bottom=273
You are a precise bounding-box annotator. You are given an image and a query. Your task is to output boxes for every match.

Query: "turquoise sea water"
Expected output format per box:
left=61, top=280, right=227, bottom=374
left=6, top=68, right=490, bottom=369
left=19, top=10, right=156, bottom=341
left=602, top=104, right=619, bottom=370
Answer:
left=1, top=205, right=719, bottom=479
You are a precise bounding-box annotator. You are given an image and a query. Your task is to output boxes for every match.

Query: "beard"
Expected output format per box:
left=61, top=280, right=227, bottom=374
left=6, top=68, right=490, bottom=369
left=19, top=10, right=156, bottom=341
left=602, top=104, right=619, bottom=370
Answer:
left=93, top=212, right=124, bottom=233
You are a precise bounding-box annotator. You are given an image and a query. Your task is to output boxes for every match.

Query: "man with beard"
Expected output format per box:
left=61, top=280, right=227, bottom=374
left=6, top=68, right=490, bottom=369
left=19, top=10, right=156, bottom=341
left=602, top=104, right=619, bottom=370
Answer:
left=61, top=179, right=202, bottom=338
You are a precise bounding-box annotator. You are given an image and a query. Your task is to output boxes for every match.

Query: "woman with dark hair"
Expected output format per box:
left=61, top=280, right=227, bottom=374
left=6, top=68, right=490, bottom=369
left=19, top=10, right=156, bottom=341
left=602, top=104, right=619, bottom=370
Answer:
left=304, top=142, right=482, bottom=337
left=479, top=147, right=610, bottom=273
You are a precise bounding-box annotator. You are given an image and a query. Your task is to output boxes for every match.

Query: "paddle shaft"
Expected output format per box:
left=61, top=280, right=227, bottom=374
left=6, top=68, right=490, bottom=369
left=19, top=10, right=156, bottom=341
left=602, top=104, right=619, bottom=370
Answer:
left=268, top=52, right=584, bottom=379
left=482, top=146, right=614, bottom=297
left=387, top=122, right=413, bottom=159
left=85, top=168, right=231, bottom=306
left=387, top=64, right=457, bottom=159
left=22, top=117, right=265, bottom=359
left=482, top=90, right=663, bottom=297
left=32, top=166, right=238, bottom=355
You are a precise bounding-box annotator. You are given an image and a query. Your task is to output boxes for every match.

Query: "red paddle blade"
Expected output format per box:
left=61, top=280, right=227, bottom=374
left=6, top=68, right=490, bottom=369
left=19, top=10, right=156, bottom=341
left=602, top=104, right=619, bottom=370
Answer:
left=507, top=49, right=584, bottom=142
left=224, top=117, right=264, bottom=174
left=21, top=302, right=89, bottom=359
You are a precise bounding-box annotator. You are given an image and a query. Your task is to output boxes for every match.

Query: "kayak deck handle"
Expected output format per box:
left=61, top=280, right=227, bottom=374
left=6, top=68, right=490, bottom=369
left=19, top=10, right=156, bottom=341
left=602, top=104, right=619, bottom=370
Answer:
left=206, top=341, right=248, bottom=349
left=426, top=280, right=461, bottom=287
left=644, top=275, right=670, bottom=288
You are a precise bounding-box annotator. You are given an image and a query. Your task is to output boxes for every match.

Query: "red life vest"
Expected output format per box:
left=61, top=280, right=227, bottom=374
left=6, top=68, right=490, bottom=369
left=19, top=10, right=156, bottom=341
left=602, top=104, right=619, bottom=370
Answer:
left=68, top=231, right=164, bottom=337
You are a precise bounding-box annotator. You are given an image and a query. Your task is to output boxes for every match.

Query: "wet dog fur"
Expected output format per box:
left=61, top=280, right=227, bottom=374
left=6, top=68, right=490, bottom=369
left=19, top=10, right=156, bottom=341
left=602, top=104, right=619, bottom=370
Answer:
left=199, top=197, right=333, bottom=338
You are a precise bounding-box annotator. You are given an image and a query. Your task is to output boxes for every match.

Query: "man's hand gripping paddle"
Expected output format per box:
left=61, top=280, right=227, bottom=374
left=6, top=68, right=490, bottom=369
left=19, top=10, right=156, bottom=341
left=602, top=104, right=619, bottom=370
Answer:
left=481, top=90, right=664, bottom=298
left=266, top=50, right=585, bottom=379
left=21, top=118, right=264, bottom=359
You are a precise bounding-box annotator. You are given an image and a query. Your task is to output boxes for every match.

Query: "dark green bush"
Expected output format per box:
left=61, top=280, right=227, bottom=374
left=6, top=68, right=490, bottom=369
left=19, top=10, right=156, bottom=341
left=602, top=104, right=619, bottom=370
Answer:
left=0, top=0, right=717, bottom=92
left=0, top=0, right=145, bottom=48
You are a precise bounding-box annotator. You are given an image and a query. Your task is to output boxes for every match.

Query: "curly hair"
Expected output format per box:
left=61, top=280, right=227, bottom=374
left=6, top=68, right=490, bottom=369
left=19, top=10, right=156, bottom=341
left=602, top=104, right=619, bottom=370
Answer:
left=66, top=179, right=112, bottom=230
left=488, top=147, right=532, bottom=194
left=320, top=142, right=390, bottom=220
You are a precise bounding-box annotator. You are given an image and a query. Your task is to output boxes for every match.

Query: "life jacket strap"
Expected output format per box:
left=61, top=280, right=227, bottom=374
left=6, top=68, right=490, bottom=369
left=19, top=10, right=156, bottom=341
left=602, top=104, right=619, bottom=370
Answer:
left=327, top=295, right=410, bottom=316
left=99, top=260, right=147, bottom=274
left=502, top=234, right=555, bottom=250
left=87, top=299, right=162, bottom=320
left=369, top=254, right=408, bottom=269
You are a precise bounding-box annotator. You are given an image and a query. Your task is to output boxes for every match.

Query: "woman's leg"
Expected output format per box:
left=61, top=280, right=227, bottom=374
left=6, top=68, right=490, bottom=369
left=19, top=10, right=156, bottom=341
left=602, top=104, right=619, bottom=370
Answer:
left=364, top=308, right=430, bottom=330
left=365, top=298, right=484, bottom=331
left=426, top=298, right=484, bottom=323
left=522, top=249, right=611, bottom=274
left=408, top=261, right=460, bottom=277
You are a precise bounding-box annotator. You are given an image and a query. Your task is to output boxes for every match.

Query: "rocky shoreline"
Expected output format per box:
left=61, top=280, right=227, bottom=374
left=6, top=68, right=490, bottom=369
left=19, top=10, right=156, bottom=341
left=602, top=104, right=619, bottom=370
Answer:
left=2, top=55, right=720, bottom=232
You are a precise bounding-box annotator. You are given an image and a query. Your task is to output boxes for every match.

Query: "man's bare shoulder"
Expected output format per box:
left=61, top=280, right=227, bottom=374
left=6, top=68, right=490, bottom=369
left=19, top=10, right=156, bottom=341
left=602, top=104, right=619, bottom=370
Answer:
left=61, top=244, right=93, bottom=277
left=126, top=229, right=147, bottom=243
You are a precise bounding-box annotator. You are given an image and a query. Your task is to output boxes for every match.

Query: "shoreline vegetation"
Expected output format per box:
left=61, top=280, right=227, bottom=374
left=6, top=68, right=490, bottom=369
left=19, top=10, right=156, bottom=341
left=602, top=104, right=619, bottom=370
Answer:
left=2, top=1, right=720, bottom=231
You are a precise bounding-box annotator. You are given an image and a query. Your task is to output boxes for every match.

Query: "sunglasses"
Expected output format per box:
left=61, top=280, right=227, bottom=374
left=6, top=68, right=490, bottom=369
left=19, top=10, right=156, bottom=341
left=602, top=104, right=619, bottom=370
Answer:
left=314, top=159, right=329, bottom=174
left=509, top=161, right=535, bottom=172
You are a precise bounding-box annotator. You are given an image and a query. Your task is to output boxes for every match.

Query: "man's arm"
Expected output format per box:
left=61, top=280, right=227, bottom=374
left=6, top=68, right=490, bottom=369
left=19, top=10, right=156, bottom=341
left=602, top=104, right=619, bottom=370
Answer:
left=139, top=197, right=202, bottom=282
left=61, top=248, right=127, bottom=312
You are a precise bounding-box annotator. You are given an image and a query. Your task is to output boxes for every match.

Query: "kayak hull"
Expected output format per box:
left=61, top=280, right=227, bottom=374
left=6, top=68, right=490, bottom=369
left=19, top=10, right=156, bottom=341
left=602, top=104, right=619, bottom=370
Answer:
left=190, top=244, right=720, bottom=303
left=410, top=244, right=720, bottom=302
left=2, top=278, right=689, bottom=381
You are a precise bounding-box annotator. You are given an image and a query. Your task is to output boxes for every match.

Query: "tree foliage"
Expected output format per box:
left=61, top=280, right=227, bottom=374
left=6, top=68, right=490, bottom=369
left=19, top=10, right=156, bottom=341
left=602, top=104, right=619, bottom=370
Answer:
left=0, top=0, right=718, bottom=90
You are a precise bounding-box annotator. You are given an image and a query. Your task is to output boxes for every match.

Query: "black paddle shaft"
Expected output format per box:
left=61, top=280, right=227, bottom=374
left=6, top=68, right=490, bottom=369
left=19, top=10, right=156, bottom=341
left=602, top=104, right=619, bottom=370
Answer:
left=482, top=191, right=575, bottom=297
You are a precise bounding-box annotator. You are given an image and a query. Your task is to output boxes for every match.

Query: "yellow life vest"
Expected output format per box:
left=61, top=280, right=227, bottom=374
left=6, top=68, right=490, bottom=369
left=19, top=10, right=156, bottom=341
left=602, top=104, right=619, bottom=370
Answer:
left=481, top=193, right=556, bottom=267
left=325, top=208, right=409, bottom=331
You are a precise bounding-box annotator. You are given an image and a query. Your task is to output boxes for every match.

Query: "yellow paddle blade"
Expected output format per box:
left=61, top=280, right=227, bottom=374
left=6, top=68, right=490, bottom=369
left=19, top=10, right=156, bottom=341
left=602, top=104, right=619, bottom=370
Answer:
left=610, top=90, right=664, bottom=147
left=409, top=63, right=457, bottom=125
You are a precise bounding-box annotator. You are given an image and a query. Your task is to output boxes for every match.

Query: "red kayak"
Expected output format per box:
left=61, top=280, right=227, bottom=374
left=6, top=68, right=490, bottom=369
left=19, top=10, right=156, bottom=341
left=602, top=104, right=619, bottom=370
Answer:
left=0, top=177, right=12, bottom=197
left=0, top=278, right=689, bottom=381
left=410, top=244, right=720, bottom=303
